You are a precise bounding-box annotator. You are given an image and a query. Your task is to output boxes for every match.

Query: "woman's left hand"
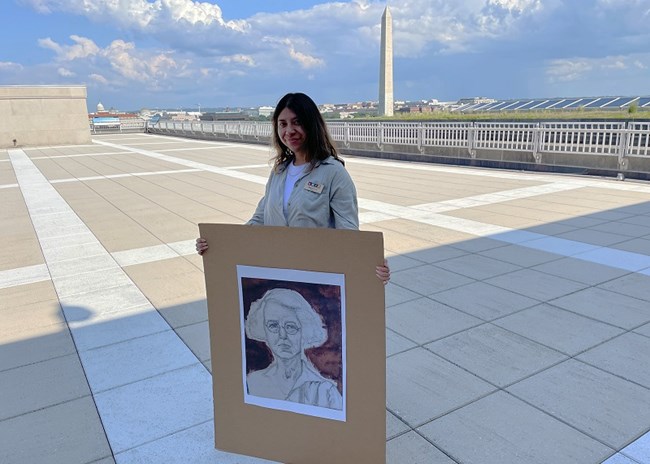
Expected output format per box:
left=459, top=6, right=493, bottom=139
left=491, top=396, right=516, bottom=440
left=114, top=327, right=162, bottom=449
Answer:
left=376, top=259, right=391, bottom=285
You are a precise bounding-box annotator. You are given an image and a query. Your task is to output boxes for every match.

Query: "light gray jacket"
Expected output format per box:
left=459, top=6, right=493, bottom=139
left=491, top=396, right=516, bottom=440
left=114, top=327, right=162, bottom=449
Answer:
left=247, top=156, right=359, bottom=230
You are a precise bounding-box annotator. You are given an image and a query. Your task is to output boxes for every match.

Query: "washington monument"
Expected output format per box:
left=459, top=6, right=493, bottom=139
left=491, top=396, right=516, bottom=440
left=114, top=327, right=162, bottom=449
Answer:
left=379, top=6, right=394, bottom=117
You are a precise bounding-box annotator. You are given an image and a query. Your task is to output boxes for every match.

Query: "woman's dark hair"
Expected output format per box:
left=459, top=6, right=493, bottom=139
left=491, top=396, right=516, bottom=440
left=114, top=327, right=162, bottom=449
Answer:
left=271, top=92, right=343, bottom=171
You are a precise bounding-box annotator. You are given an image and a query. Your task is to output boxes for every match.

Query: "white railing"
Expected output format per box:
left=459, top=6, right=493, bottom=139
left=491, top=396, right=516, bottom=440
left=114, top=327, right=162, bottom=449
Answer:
left=149, top=120, right=650, bottom=159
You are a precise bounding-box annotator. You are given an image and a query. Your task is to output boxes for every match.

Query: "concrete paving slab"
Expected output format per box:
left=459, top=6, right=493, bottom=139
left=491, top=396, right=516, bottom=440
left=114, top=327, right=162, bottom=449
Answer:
left=573, top=247, right=650, bottom=272
left=555, top=228, right=631, bottom=246
left=0, top=353, right=90, bottom=420
left=0, top=396, right=112, bottom=464
left=0, top=299, right=62, bottom=337
left=434, top=253, right=522, bottom=280
left=94, top=363, right=212, bottom=453
left=446, top=237, right=506, bottom=253
left=175, top=320, right=211, bottom=362
left=54, top=267, right=134, bottom=298
left=577, top=332, right=650, bottom=388
left=636, top=323, right=650, bottom=337
left=121, top=257, right=206, bottom=308
left=592, top=221, right=650, bottom=238
left=485, top=268, right=589, bottom=301
left=362, top=224, right=439, bottom=254
left=67, top=305, right=171, bottom=351
left=549, top=287, right=650, bottom=329
left=387, top=348, right=495, bottom=427
left=479, top=243, right=562, bottom=267
left=0, top=262, right=48, bottom=289
left=619, top=431, right=650, bottom=464
left=531, top=256, right=629, bottom=285
left=599, top=272, right=650, bottom=302
left=426, top=324, right=567, bottom=387
left=418, top=391, right=614, bottom=464
left=387, top=431, right=454, bottom=464
left=386, top=253, right=426, bottom=271
left=157, top=299, right=208, bottom=328
left=81, top=329, right=200, bottom=392
left=39, top=230, right=100, bottom=250
left=114, top=420, right=278, bottom=464
left=386, top=410, right=410, bottom=440
left=494, top=304, right=624, bottom=355
left=429, top=281, right=538, bottom=321
left=386, top=328, right=417, bottom=357
left=391, top=264, right=475, bottom=296
left=42, top=240, right=109, bottom=263
left=0, top=322, right=76, bottom=371
left=507, top=359, right=650, bottom=448
left=59, top=283, right=152, bottom=317
left=385, top=282, right=422, bottom=307
left=526, top=222, right=579, bottom=236
left=0, top=280, right=57, bottom=310
left=387, top=297, right=482, bottom=344
left=47, top=253, right=121, bottom=280
left=601, top=453, right=641, bottom=464
left=613, top=237, right=650, bottom=255
left=402, top=245, right=469, bottom=264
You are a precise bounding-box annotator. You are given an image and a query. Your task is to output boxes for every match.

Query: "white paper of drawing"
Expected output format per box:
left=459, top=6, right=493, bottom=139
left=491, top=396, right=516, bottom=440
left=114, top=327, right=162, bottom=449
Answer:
left=237, top=265, right=346, bottom=422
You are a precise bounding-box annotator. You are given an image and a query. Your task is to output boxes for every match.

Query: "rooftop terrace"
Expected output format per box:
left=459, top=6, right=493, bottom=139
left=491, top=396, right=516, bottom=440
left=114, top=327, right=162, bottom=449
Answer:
left=2, top=133, right=650, bottom=463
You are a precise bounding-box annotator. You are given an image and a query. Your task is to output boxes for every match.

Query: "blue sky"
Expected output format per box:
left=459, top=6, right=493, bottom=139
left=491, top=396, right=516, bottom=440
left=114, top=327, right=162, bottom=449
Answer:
left=2, top=0, right=649, bottom=112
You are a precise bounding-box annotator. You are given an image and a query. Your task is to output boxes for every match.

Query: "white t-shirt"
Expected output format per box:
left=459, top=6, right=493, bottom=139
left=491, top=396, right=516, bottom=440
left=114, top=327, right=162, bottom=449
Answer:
left=283, top=162, right=307, bottom=219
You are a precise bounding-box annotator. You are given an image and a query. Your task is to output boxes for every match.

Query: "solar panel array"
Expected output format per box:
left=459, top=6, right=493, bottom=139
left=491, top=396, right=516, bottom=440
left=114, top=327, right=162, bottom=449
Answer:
left=453, top=96, right=650, bottom=112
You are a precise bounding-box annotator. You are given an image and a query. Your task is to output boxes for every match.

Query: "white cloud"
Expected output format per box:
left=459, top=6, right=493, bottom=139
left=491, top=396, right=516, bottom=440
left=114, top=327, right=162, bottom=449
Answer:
left=22, top=0, right=248, bottom=31
left=57, top=67, right=75, bottom=76
left=0, top=61, right=24, bottom=71
left=38, top=35, right=99, bottom=60
left=546, top=59, right=593, bottom=82
left=546, top=54, right=649, bottom=82
left=89, top=73, right=109, bottom=84
left=102, top=40, right=179, bottom=81
left=220, top=54, right=256, bottom=66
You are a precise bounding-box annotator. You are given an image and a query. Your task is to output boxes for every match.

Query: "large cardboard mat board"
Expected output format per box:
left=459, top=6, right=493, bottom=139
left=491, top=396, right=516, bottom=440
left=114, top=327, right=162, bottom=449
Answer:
left=199, top=223, right=386, bottom=464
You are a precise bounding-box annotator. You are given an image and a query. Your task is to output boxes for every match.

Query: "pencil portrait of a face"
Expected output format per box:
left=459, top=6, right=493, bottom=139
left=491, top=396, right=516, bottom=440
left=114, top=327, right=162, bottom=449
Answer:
left=237, top=266, right=346, bottom=421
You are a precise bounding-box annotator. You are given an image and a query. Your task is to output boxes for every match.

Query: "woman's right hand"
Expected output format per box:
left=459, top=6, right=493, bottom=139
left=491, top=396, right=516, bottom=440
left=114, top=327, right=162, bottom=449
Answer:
left=196, top=237, right=209, bottom=255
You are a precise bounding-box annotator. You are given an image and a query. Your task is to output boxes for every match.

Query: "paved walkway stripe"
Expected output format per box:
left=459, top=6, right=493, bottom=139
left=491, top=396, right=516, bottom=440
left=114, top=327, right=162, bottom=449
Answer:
left=8, top=148, right=214, bottom=458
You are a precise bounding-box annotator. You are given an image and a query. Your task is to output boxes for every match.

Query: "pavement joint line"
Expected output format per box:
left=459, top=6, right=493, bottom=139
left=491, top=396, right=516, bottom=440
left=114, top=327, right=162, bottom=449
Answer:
left=49, top=168, right=202, bottom=184
left=28, top=151, right=127, bottom=160
left=7, top=148, right=214, bottom=459
left=93, top=139, right=269, bottom=185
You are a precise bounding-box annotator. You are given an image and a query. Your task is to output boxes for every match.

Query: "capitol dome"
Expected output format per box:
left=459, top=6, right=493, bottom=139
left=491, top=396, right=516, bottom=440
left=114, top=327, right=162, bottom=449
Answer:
left=97, top=102, right=105, bottom=112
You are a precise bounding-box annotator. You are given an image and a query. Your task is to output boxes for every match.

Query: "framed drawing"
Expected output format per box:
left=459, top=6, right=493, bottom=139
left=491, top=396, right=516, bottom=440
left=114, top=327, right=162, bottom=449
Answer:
left=199, top=224, right=386, bottom=464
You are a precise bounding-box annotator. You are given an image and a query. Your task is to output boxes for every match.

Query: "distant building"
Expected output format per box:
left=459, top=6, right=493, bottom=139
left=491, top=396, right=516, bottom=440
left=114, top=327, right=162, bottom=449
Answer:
left=458, top=97, right=497, bottom=105
left=258, top=106, right=274, bottom=117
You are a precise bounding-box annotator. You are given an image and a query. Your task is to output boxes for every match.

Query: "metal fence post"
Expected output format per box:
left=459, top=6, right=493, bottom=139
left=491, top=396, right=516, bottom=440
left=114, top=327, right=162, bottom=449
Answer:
left=617, top=122, right=630, bottom=178
left=468, top=123, right=476, bottom=158
left=532, top=123, right=542, bottom=163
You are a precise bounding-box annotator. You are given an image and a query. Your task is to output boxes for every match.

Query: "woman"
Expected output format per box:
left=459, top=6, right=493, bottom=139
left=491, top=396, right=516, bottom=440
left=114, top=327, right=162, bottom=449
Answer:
left=196, top=92, right=390, bottom=283
left=245, top=288, right=342, bottom=410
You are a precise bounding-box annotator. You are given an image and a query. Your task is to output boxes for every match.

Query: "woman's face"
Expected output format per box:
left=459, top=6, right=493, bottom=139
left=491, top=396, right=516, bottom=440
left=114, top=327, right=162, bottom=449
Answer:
left=277, top=107, right=307, bottom=156
left=263, top=303, right=302, bottom=359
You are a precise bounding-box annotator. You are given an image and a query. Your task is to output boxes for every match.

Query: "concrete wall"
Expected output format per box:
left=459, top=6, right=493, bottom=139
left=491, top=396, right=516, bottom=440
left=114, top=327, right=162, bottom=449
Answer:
left=0, top=85, right=91, bottom=148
